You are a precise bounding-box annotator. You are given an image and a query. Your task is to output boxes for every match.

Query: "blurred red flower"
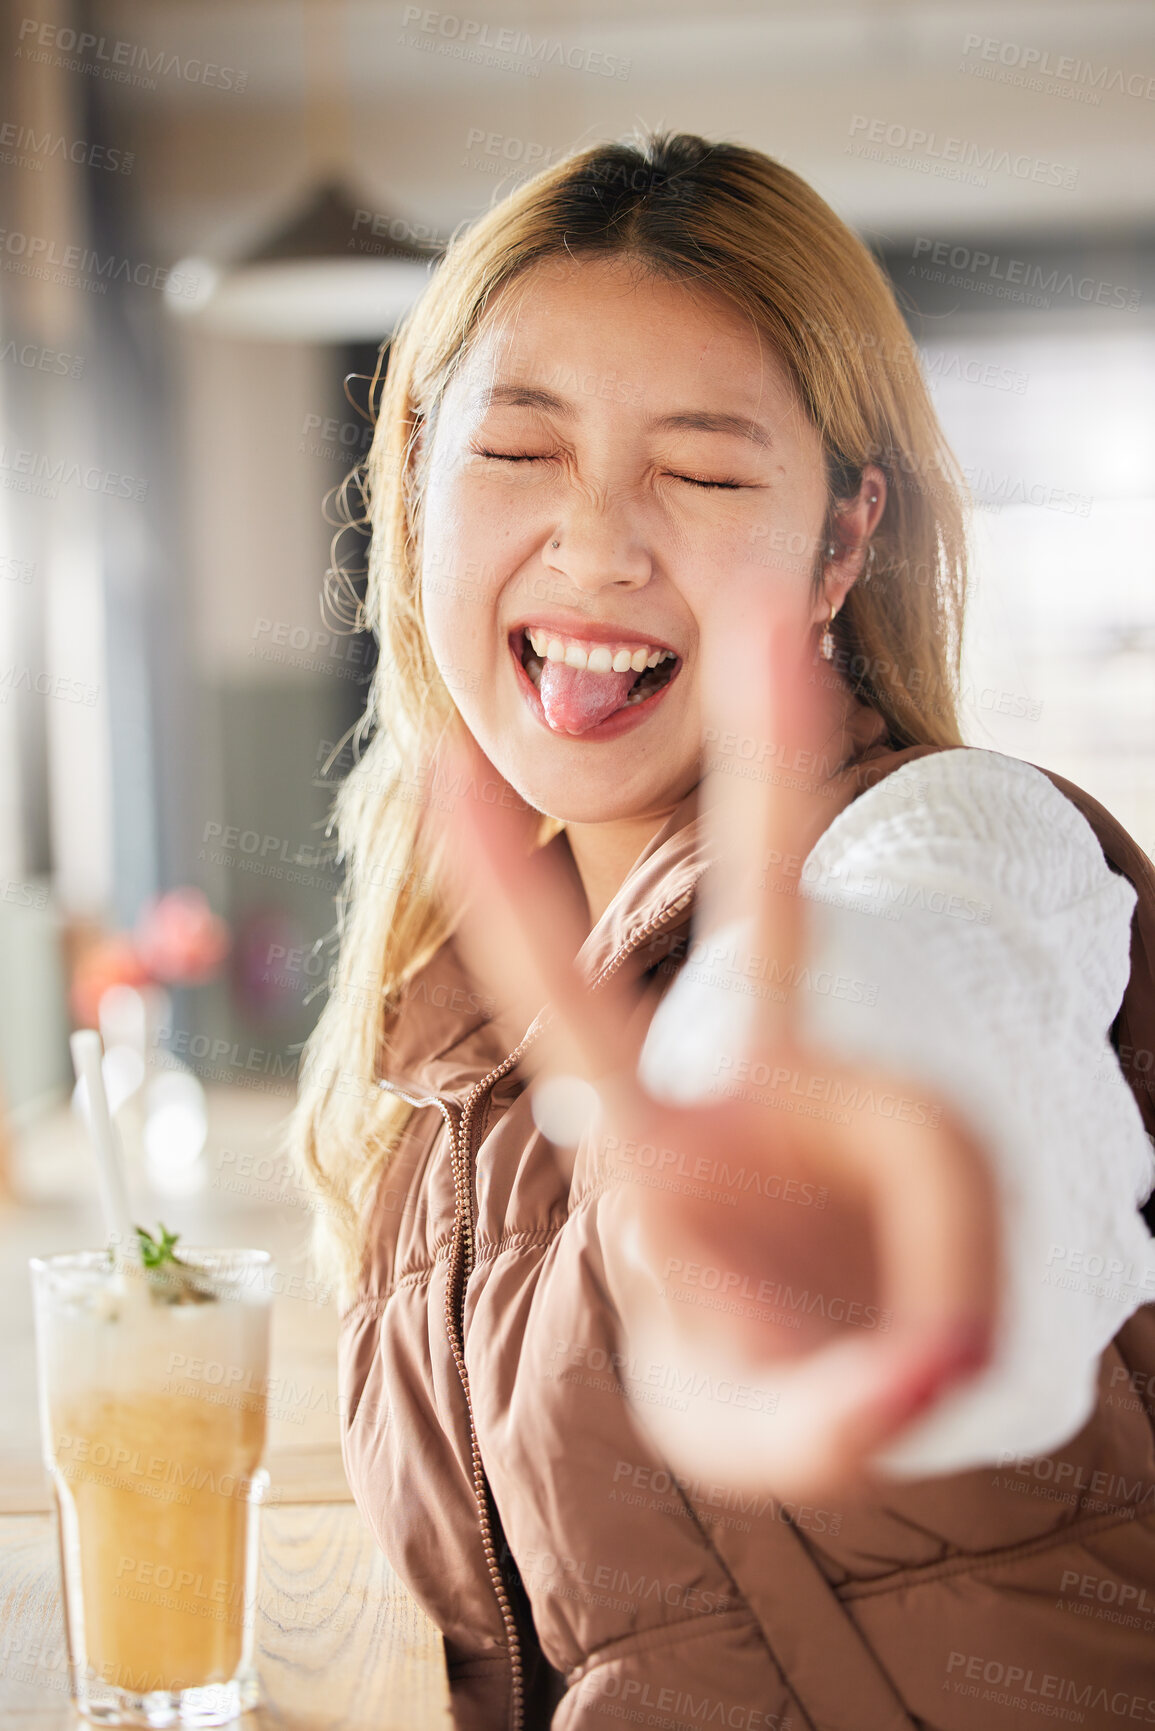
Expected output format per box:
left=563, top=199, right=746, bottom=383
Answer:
left=134, top=888, right=232, bottom=985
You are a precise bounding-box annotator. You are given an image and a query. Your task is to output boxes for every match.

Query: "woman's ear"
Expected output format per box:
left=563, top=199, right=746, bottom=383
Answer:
left=820, top=465, right=888, bottom=616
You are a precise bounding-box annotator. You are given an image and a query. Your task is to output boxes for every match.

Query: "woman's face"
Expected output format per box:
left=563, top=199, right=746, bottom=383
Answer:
left=419, top=253, right=865, bottom=825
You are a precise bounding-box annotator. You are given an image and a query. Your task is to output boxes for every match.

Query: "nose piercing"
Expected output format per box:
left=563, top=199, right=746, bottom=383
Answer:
left=551, top=539, right=559, bottom=548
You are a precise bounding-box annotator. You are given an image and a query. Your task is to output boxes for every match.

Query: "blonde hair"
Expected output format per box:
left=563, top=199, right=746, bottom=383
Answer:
left=285, top=128, right=970, bottom=1302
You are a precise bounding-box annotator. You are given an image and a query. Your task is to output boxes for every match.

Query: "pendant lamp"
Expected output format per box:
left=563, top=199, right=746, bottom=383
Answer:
left=164, top=0, right=439, bottom=341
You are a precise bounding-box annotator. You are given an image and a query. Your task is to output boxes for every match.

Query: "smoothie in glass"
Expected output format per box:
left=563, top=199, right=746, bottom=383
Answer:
left=30, top=1248, right=272, bottom=1726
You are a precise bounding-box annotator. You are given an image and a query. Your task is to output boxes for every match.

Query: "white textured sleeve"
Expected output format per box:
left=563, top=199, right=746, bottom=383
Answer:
left=637, top=748, right=1155, bottom=1476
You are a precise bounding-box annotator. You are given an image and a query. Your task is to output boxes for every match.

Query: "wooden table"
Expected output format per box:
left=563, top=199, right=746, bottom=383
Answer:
left=0, top=1501, right=454, bottom=1728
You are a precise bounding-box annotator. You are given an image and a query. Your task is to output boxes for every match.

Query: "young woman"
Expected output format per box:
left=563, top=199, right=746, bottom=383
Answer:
left=288, top=131, right=1155, bottom=1730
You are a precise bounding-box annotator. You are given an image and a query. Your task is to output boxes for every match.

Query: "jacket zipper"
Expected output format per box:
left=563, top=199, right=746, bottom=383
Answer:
left=379, top=882, right=700, bottom=1731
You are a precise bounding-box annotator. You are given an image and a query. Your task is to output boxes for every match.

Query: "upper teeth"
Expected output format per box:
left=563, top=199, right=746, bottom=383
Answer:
left=524, top=630, right=675, bottom=674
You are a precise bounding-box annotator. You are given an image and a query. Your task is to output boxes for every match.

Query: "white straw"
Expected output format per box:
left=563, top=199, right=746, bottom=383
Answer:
left=70, top=1029, right=139, bottom=1266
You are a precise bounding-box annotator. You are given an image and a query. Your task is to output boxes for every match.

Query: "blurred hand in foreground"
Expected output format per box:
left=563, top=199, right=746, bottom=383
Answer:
left=427, top=578, right=1001, bottom=1498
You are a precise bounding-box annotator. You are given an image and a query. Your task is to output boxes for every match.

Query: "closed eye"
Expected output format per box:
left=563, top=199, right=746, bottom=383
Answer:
left=472, top=449, right=548, bottom=462
left=669, top=473, right=746, bottom=490
left=472, top=451, right=749, bottom=490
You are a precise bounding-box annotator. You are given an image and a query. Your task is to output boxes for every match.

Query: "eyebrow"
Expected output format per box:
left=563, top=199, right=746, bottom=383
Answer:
left=474, top=384, right=775, bottom=449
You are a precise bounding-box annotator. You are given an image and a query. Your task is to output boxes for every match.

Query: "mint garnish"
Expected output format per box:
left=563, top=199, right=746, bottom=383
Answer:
left=136, top=1222, right=183, bottom=1268
left=133, top=1222, right=215, bottom=1304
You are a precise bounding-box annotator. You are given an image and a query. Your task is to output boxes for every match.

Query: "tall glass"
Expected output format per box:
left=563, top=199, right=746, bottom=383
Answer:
left=30, top=1249, right=273, bottom=1726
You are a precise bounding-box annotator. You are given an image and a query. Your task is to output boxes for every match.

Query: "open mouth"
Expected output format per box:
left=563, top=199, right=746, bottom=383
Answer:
left=512, top=626, right=681, bottom=737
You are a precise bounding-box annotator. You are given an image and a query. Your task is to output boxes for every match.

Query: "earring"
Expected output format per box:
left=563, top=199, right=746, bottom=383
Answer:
left=869, top=494, right=878, bottom=504
left=863, top=542, right=877, bottom=582
left=825, top=542, right=836, bottom=560
left=819, top=603, right=838, bottom=662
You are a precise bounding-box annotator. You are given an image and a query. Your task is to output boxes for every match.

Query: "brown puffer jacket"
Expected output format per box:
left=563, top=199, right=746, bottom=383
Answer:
left=338, top=743, right=1155, bottom=1731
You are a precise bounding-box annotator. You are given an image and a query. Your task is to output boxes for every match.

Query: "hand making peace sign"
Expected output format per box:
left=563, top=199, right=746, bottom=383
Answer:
left=428, top=569, right=1002, bottom=1500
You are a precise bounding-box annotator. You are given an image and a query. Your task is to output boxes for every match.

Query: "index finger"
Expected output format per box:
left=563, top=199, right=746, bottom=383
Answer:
left=697, top=578, right=839, bottom=1047
left=423, top=730, right=648, bottom=1108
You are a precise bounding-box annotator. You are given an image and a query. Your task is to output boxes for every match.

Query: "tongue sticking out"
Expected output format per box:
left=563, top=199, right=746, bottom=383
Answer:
left=537, top=660, right=638, bottom=735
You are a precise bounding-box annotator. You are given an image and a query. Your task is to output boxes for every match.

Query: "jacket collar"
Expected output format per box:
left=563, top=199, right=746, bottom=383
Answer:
left=375, top=788, right=709, bottom=1103
left=376, top=703, right=900, bottom=1102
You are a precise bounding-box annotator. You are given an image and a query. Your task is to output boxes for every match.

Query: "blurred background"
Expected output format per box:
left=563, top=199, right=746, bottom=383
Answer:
left=1, top=0, right=1153, bottom=1510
